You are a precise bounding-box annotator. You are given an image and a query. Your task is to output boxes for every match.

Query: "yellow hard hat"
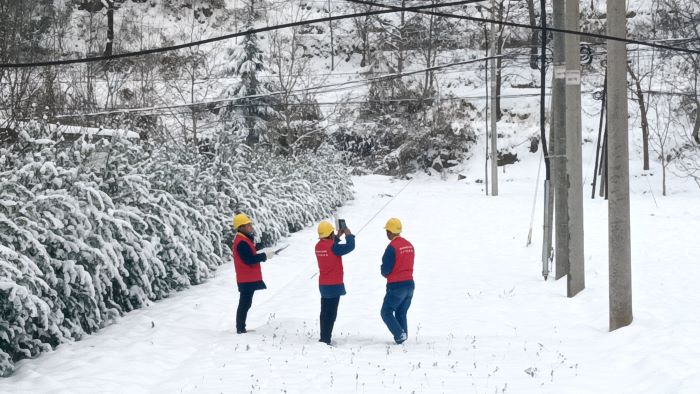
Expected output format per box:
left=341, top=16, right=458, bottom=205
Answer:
left=384, top=218, right=402, bottom=234
left=317, top=220, right=335, bottom=238
left=233, top=213, right=252, bottom=229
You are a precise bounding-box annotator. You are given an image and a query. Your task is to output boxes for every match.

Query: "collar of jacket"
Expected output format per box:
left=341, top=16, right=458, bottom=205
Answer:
left=237, top=231, right=254, bottom=241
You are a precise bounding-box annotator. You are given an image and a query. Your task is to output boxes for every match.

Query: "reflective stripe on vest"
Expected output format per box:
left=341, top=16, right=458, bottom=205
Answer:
left=387, top=237, right=414, bottom=283
left=316, top=239, right=344, bottom=286
left=233, top=234, right=263, bottom=283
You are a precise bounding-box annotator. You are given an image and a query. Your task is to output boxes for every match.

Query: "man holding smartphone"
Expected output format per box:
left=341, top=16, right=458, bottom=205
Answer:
left=380, top=217, right=415, bottom=344
left=314, top=219, right=355, bottom=345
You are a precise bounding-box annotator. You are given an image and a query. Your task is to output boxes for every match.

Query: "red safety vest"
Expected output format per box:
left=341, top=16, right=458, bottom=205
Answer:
left=316, top=239, right=344, bottom=286
left=233, top=234, right=263, bottom=283
left=387, top=236, right=414, bottom=283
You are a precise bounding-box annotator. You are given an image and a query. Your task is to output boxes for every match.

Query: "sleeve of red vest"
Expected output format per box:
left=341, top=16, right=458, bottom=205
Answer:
left=237, top=241, right=267, bottom=265
left=381, top=245, right=396, bottom=277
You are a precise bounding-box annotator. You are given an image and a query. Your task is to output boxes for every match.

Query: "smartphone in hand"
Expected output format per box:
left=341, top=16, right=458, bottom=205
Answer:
left=337, top=219, right=347, bottom=232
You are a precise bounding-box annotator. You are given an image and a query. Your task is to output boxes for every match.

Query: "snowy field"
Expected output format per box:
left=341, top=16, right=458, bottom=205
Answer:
left=2, top=151, right=699, bottom=393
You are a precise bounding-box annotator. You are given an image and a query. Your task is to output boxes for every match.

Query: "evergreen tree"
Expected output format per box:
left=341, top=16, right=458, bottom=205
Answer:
left=222, top=12, right=277, bottom=146
left=0, top=120, right=352, bottom=376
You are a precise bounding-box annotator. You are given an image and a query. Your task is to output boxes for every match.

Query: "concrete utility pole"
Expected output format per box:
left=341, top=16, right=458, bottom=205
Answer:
left=489, top=0, right=499, bottom=196
left=565, top=0, right=585, bottom=297
left=551, top=0, right=568, bottom=280
left=539, top=0, right=553, bottom=281
left=607, top=0, right=633, bottom=331
left=485, top=54, right=490, bottom=196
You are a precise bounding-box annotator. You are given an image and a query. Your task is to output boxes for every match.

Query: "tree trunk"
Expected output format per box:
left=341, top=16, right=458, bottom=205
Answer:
left=360, top=29, right=369, bottom=67
left=693, top=99, right=700, bottom=144
left=496, top=56, right=502, bottom=119
left=495, top=1, right=504, bottom=119
left=599, top=132, right=607, bottom=198
left=662, top=153, right=667, bottom=196
left=328, top=0, right=334, bottom=70
left=526, top=0, right=538, bottom=69
left=191, top=64, right=197, bottom=146
left=397, top=0, right=406, bottom=74
left=627, top=64, right=650, bottom=170
left=104, top=0, right=114, bottom=56
left=192, top=111, right=198, bottom=148
left=245, top=113, right=257, bottom=145
left=424, top=12, right=434, bottom=96
left=86, top=12, right=96, bottom=109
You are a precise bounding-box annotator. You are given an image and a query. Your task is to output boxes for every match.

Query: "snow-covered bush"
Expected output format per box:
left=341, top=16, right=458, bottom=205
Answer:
left=333, top=80, right=477, bottom=175
left=0, top=121, right=352, bottom=376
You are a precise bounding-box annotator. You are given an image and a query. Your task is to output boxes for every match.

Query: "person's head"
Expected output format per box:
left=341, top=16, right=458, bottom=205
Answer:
left=233, top=213, right=253, bottom=235
left=384, top=218, right=402, bottom=240
left=317, top=220, right=335, bottom=239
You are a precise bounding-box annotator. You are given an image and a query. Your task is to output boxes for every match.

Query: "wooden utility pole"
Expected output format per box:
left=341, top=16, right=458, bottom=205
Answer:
left=607, top=0, right=633, bottom=331
left=565, top=0, right=585, bottom=297
left=490, top=0, right=499, bottom=196
left=551, top=0, right=568, bottom=280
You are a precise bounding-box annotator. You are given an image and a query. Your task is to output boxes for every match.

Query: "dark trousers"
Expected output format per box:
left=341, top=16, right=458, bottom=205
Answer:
left=236, top=290, right=255, bottom=332
left=381, top=286, right=414, bottom=341
left=319, top=296, right=340, bottom=343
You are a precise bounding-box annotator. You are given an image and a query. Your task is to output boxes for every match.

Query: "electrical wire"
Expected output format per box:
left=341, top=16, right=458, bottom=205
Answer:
left=344, top=0, right=700, bottom=55
left=28, top=54, right=513, bottom=118
left=2, top=0, right=698, bottom=69
left=0, top=0, right=486, bottom=69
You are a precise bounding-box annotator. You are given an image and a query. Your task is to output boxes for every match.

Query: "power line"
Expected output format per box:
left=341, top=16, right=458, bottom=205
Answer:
left=53, top=92, right=559, bottom=116
left=6, top=91, right=557, bottom=123
left=0, top=0, right=486, bottom=69
left=13, top=66, right=687, bottom=119
left=11, top=83, right=689, bottom=120
left=3, top=0, right=698, bottom=69
left=344, top=0, right=700, bottom=55
left=38, top=54, right=511, bottom=118
left=5, top=56, right=687, bottom=117
left=0, top=52, right=538, bottom=85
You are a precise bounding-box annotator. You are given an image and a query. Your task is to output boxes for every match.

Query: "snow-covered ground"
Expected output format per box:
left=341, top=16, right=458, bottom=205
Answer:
left=2, top=145, right=699, bottom=393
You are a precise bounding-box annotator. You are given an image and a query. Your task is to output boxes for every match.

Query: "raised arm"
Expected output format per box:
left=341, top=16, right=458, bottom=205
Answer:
left=331, top=234, right=356, bottom=256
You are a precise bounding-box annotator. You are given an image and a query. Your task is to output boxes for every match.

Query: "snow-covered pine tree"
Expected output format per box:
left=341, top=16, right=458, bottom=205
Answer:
left=0, top=112, right=353, bottom=376
left=0, top=244, right=61, bottom=377
left=0, top=123, right=224, bottom=374
left=221, top=9, right=278, bottom=146
left=267, top=23, right=324, bottom=155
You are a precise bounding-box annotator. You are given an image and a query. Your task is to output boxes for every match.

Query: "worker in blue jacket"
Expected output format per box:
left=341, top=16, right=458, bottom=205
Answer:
left=315, top=220, right=355, bottom=345
left=232, top=213, right=275, bottom=334
left=380, top=218, right=415, bottom=344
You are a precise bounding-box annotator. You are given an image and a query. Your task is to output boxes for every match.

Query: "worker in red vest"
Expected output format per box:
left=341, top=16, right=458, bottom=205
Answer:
left=315, top=220, right=355, bottom=345
left=380, top=218, right=415, bottom=344
left=232, top=213, right=275, bottom=334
